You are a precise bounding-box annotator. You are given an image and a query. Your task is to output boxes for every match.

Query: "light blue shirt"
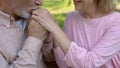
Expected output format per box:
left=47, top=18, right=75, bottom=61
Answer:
left=17, top=19, right=24, bottom=30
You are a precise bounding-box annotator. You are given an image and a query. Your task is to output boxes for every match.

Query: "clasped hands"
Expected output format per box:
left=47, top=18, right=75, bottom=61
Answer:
left=28, top=8, right=57, bottom=41
left=27, top=8, right=57, bottom=62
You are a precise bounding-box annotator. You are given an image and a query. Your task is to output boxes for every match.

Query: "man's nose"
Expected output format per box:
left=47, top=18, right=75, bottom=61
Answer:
left=35, top=0, right=42, bottom=6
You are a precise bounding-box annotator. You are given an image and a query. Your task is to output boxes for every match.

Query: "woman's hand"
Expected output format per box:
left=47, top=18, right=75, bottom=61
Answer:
left=32, top=8, right=58, bottom=33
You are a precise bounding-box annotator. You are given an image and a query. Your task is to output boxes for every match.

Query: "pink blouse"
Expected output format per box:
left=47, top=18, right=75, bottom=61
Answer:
left=54, top=11, right=120, bottom=68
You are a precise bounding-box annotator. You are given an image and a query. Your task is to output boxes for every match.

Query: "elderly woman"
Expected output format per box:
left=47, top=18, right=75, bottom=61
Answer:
left=32, top=0, right=120, bottom=68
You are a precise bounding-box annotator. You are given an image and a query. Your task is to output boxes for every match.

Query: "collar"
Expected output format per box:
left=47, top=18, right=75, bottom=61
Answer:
left=0, top=10, right=28, bottom=30
left=0, top=10, right=15, bottom=28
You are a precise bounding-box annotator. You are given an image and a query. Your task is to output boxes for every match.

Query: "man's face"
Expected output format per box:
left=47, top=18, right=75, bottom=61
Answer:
left=12, top=0, right=42, bottom=19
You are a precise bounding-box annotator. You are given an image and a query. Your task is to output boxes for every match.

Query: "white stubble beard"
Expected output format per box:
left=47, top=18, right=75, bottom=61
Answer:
left=20, top=11, right=31, bottom=19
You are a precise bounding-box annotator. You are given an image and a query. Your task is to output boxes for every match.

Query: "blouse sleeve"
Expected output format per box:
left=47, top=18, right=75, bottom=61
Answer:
left=63, top=21, right=120, bottom=68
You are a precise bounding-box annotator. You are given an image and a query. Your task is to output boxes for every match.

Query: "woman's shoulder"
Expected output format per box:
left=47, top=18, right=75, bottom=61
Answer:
left=107, top=12, right=120, bottom=22
left=66, top=11, right=80, bottom=18
left=103, top=12, right=120, bottom=28
left=112, top=11, right=120, bottom=18
left=64, top=11, right=80, bottom=27
left=112, top=12, right=120, bottom=23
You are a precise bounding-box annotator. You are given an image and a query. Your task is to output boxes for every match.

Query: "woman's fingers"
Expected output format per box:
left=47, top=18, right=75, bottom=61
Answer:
left=31, top=8, right=59, bottom=32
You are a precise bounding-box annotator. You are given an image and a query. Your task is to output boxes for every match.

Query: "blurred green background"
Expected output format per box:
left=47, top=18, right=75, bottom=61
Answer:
left=42, top=0, right=120, bottom=28
left=42, top=0, right=74, bottom=28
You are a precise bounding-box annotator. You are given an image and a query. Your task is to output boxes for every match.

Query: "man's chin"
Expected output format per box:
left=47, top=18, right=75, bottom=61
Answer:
left=20, top=12, right=31, bottom=19
left=21, top=14, right=31, bottom=19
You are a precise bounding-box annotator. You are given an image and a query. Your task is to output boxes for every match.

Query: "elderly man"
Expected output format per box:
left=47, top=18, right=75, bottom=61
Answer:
left=0, top=0, right=50, bottom=68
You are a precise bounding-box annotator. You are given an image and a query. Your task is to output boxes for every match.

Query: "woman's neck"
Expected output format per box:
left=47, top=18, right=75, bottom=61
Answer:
left=81, top=6, right=101, bottom=19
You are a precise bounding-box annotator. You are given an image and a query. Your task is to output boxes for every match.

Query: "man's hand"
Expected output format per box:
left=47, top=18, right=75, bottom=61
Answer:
left=28, top=17, right=48, bottom=41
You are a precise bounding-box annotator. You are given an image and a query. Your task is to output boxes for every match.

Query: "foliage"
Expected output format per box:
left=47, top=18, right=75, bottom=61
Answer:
left=42, top=0, right=74, bottom=28
left=53, top=13, right=67, bottom=28
left=42, top=0, right=74, bottom=14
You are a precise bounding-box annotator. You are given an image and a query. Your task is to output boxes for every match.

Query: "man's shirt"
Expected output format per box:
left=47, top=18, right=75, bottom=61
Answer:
left=0, top=10, right=46, bottom=68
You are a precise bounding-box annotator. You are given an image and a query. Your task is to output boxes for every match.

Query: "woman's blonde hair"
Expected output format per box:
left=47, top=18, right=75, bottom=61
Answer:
left=94, top=0, right=117, bottom=13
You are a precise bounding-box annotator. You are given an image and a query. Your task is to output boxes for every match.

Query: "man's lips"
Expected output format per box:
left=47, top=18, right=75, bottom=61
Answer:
left=29, top=7, right=40, bottom=14
left=31, top=7, right=39, bottom=11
